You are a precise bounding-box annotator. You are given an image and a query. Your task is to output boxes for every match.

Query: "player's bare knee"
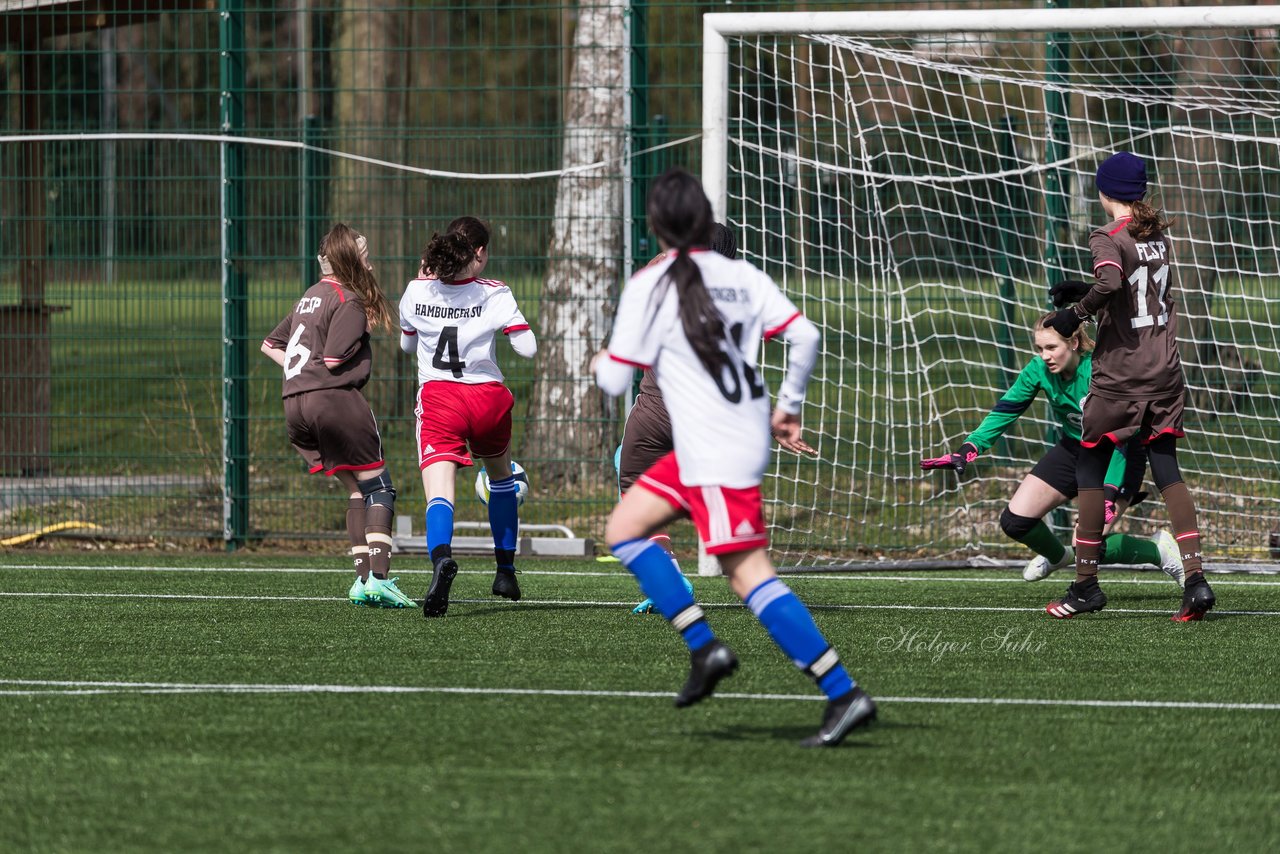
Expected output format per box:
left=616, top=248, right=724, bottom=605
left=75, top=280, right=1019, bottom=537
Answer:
left=358, top=471, right=396, bottom=512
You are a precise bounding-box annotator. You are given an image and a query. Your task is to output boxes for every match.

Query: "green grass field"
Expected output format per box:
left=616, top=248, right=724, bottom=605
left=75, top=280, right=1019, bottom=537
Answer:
left=2, top=552, right=1278, bottom=852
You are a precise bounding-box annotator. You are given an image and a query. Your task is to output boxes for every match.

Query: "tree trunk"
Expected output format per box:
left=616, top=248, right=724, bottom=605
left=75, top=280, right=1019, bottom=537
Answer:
left=329, top=0, right=408, bottom=421
left=1166, top=28, right=1253, bottom=377
left=527, top=0, right=627, bottom=486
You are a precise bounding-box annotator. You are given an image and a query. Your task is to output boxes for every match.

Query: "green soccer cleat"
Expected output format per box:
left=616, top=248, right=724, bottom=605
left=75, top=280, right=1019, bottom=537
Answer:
left=348, top=576, right=374, bottom=607
left=365, top=575, right=417, bottom=609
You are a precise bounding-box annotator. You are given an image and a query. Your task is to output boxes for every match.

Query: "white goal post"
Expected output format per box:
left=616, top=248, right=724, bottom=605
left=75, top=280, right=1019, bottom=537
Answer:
left=698, top=5, right=1280, bottom=573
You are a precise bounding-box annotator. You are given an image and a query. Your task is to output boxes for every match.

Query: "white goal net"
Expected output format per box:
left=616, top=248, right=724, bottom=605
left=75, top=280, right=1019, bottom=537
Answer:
left=703, top=7, right=1280, bottom=568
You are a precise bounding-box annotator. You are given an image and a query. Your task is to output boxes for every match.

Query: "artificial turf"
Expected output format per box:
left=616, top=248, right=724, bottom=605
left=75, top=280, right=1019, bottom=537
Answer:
left=2, top=552, right=1278, bottom=853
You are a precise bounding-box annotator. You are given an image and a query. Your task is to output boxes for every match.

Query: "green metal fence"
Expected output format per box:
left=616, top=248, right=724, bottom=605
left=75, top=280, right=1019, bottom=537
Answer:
left=2, top=1, right=1279, bottom=564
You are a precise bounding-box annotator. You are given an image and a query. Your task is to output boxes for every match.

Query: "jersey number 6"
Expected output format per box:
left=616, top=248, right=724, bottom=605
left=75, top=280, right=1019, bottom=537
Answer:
left=432, top=325, right=467, bottom=378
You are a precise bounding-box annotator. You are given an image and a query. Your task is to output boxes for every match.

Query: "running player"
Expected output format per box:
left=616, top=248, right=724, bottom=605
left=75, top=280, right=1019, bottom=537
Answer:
left=261, top=224, right=413, bottom=608
left=921, top=313, right=1184, bottom=585
left=399, top=216, right=537, bottom=618
left=625, top=224, right=817, bottom=613
left=594, top=168, right=874, bottom=747
left=1044, top=151, right=1215, bottom=620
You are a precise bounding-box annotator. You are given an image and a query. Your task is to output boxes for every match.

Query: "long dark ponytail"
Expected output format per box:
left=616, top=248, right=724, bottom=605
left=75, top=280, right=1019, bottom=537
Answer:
left=645, top=168, right=723, bottom=375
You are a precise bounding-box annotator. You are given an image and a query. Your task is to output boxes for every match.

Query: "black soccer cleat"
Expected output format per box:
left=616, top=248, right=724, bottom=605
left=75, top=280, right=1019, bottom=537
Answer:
left=422, top=557, right=459, bottom=618
left=674, top=640, right=738, bottom=708
left=801, top=686, right=877, bottom=748
left=1172, top=573, right=1216, bottom=622
left=1045, top=576, right=1107, bottom=619
left=492, top=568, right=521, bottom=602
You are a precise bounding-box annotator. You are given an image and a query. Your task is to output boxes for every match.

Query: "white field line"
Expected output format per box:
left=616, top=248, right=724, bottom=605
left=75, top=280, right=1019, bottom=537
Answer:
left=2, top=590, right=1279, bottom=617
left=0, top=678, right=1277, bottom=711
left=3, top=563, right=1280, bottom=587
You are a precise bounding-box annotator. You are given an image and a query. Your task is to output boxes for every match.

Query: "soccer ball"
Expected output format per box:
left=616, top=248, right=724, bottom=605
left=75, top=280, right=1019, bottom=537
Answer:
left=475, top=461, right=530, bottom=507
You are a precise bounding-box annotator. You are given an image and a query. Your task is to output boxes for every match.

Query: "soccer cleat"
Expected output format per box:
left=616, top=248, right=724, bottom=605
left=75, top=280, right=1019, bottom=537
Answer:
left=800, top=686, right=877, bottom=748
left=348, top=576, right=373, bottom=607
left=1172, top=573, right=1216, bottom=622
left=631, top=574, right=695, bottom=615
left=366, top=575, right=416, bottom=609
left=1023, top=546, right=1074, bottom=582
left=1045, top=577, right=1107, bottom=619
left=674, top=640, right=738, bottom=708
left=492, top=568, right=521, bottom=602
left=1153, top=530, right=1187, bottom=589
left=422, top=557, right=459, bottom=618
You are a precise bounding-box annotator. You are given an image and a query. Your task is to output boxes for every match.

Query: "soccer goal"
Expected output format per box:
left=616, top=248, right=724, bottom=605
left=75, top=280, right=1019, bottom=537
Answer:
left=701, top=6, right=1280, bottom=571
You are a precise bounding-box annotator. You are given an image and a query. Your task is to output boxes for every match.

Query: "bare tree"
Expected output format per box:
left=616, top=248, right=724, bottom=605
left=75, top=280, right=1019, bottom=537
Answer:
left=328, top=0, right=409, bottom=420
left=527, top=0, right=627, bottom=485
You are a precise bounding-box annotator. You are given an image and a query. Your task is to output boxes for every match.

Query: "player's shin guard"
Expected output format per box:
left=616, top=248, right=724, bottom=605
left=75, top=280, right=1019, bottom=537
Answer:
left=487, top=475, right=520, bottom=571
left=746, top=578, right=855, bottom=700
left=346, top=497, right=369, bottom=581
left=359, top=473, right=396, bottom=579
left=426, top=497, right=454, bottom=564
left=1075, top=488, right=1105, bottom=582
left=1160, top=481, right=1204, bottom=577
left=612, top=538, right=713, bottom=651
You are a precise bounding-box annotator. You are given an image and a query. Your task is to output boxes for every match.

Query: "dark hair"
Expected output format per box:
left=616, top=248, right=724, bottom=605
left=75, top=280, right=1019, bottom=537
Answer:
left=710, top=223, right=738, bottom=259
left=318, top=223, right=393, bottom=330
left=1127, top=199, right=1173, bottom=241
left=421, top=216, right=490, bottom=281
left=646, top=168, right=724, bottom=375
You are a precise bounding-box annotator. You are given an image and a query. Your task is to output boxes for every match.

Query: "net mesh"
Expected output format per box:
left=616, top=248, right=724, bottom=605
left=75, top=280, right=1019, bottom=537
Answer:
left=724, top=26, right=1280, bottom=565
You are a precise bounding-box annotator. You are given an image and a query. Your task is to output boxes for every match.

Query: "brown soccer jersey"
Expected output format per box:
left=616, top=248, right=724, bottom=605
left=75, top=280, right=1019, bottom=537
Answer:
left=1075, top=217, right=1185, bottom=401
left=264, top=278, right=372, bottom=398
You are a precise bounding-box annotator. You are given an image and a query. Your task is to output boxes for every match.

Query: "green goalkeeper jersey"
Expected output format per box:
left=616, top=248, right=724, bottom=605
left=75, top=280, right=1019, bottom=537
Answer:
left=964, top=352, right=1127, bottom=483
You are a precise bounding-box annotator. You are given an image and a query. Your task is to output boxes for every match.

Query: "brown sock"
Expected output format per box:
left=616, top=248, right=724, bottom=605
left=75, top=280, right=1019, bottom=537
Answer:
left=346, top=497, right=369, bottom=581
left=1075, top=488, right=1104, bottom=582
left=1160, top=481, right=1204, bottom=576
left=366, top=503, right=394, bottom=580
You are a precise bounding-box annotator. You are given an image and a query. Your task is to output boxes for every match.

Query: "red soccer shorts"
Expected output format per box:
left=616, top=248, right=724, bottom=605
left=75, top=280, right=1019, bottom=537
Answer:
left=635, top=451, right=769, bottom=555
left=415, top=380, right=514, bottom=469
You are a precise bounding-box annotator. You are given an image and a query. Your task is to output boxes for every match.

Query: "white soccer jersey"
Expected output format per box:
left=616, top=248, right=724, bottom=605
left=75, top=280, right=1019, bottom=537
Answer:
left=605, top=251, right=811, bottom=488
left=399, top=276, right=530, bottom=385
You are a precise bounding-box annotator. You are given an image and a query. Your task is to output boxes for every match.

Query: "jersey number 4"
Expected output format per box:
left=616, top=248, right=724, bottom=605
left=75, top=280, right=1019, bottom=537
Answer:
left=432, top=326, right=466, bottom=378
left=1128, top=265, right=1169, bottom=329
left=711, top=322, right=767, bottom=404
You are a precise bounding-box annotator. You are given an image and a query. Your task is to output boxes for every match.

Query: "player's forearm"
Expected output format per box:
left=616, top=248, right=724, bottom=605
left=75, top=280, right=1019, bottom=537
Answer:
left=963, top=410, right=1023, bottom=454
left=1075, top=264, right=1123, bottom=318
left=594, top=352, right=635, bottom=397
left=508, top=328, right=537, bottom=359
left=775, top=316, right=819, bottom=414
left=260, top=341, right=286, bottom=368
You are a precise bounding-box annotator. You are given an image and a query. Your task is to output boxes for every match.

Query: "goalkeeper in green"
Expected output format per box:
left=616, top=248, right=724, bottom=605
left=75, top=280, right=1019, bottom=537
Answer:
left=921, top=311, right=1184, bottom=585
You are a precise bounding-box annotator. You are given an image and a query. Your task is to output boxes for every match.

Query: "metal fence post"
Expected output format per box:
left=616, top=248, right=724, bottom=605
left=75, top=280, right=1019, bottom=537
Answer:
left=220, top=0, right=249, bottom=549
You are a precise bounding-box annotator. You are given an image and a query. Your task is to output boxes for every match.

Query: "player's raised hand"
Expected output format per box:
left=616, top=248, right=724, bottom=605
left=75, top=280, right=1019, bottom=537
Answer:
left=1043, top=308, right=1084, bottom=338
left=920, top=442, right=979, bottom=474
left=770, top=410, right=819, bottom=457
left=1049, top=279, right=1092, bottom=308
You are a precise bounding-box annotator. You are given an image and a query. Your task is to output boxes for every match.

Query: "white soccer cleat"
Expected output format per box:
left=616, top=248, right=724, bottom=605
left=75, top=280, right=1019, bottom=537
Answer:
left=1023, top=546, right=1073, bottom=582
left=1153, top=530, right=1186, bottom=589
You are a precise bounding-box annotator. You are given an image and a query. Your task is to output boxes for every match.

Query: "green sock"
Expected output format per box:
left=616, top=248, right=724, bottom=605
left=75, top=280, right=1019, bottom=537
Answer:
left=1018, top=520, right=1066, bottom=563
left=1102, top=533, right=1160, bottom=567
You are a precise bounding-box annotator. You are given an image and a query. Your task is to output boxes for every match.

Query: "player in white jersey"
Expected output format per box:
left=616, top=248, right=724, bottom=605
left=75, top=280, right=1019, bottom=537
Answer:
left=399, top=216, right=537, bottom=617
left=593, top=168, right=875, bottom=747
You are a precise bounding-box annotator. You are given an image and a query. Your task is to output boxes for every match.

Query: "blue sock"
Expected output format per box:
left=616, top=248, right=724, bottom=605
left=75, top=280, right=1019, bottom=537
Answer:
left=488, top=476, right=520, bottom=570
left=746, top=578, right=855, bottom=699
left=426, top=497, right=454, bottom=561
left=613, top=538, right=713, bottom=651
